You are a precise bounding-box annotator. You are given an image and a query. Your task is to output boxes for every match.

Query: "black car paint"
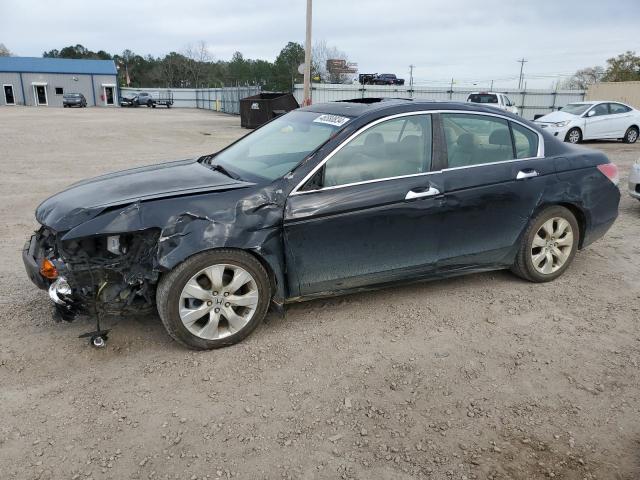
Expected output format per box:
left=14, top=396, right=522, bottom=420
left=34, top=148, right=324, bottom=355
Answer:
left=25, top=100, right=619, bottom=317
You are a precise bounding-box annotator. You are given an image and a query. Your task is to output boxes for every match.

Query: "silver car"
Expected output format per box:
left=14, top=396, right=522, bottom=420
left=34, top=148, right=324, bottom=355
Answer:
left=629, top=159, right=640, bottom=200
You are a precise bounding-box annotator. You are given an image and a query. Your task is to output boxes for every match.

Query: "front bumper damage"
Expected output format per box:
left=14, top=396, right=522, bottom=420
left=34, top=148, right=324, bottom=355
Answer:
left=23, top=226, right=161, bottom=322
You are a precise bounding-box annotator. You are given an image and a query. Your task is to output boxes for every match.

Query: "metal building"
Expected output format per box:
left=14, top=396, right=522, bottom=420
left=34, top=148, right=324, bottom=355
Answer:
left=0, top=57, right=118, bottom=107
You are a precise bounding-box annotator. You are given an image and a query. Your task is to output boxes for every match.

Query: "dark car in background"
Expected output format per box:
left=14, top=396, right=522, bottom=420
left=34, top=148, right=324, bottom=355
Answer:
left=23, top=99, right=619, bottom=350
left=359, top=73, right=406, bottom=86
left=62, top=93, right=87, bottom=108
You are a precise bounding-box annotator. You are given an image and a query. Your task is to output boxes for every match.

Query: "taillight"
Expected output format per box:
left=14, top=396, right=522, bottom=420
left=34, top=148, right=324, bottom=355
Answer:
left=597, top=163, right=619, bottom=186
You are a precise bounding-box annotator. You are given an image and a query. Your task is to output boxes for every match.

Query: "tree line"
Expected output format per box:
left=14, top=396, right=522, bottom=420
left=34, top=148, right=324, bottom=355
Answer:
left=562, top=51, right=640, bottom=89
left=38, top=41, right=353, bottom=91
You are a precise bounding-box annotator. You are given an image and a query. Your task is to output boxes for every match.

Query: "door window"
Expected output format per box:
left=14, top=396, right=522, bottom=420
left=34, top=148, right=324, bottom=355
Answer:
left=442, top=113, right=514, bottom=167
left=589, top=103, right=609, bottom=117
left=608, top=103, right=631, bottom=114
left=322, top=114, right=432, bottom=187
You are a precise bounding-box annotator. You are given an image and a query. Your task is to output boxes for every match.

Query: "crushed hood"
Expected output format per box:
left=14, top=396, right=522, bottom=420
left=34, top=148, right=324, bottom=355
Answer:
left=36, top=158, right=252, bottom=232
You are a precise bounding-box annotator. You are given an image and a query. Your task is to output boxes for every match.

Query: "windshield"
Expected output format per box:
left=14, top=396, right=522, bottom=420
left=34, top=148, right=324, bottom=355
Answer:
left=468, top=94, right=498, bottom=104
left=64, top=93, right=80, bottom=98
left=560, top=103, right=591, bottom=115
left=210, top=110, right=347, bottom=181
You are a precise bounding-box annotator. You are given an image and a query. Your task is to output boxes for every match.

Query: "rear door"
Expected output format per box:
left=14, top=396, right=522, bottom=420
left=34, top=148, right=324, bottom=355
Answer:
left=284, top=113, right=443, bottom=296
left=607, top=103, right=633, bottom=137
left=437, top=112, right=552, bottom=270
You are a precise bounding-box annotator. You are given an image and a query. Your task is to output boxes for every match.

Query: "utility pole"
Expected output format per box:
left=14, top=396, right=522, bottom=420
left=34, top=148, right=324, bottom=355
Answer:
left=409, top=64, right=414, bottom=98
left=303, top=0, right=312, bottom=106
left=490, top=79, right=494, bottom=91
left=517, top=58, right=528, bottom=90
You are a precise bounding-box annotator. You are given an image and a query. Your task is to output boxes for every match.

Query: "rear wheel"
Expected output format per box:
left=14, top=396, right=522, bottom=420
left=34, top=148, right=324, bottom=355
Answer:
left=565, top=128, right=582, bottom=144
left=623, top=126, right=638, bottom=144
left=511, top=206, right=579, bottom=283
left=156, top=250, right=271, bottom=350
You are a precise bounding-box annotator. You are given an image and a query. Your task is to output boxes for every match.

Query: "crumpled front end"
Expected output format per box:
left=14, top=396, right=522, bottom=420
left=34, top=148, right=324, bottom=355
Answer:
left=23, top=225, right=161, bottom=320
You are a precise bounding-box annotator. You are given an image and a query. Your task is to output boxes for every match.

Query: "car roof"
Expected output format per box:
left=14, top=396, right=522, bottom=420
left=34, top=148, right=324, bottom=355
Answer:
left=566, top=101, right=602, bottom=105
left=300, top=98, right=523, bottom=119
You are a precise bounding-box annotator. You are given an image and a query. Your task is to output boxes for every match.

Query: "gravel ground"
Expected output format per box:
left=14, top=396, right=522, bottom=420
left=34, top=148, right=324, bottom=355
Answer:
left=0, top=107, right=639, bottom=480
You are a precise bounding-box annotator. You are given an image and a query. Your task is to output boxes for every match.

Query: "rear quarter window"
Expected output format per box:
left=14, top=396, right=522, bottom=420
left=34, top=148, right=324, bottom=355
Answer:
left=511, top=123, right=539, bottom=158
left=468, top=94, right=499, bottom=104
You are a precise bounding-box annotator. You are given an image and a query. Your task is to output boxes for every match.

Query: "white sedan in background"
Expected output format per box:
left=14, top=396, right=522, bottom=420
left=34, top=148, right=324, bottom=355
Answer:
left=630, top=159, right=640, bottom=201
left=535, top=101, right=640, bottom=144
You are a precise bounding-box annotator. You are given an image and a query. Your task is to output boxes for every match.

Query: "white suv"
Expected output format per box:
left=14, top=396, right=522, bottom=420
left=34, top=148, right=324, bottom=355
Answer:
left=466, top=92, right=519, bottom=115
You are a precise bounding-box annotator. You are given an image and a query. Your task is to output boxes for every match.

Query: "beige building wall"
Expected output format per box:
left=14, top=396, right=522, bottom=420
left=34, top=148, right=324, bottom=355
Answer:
left=586, top=81, right=640, bottom=109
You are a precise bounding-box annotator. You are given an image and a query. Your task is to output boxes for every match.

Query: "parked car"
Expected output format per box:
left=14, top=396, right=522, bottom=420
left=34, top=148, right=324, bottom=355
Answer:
left=132, top=91, right=174, bottom=108
left=359, top=73, right=405, bottom=86
left=135, top=92, right=156, bottom=107
left=629, top=159, right=640, bottom=201
left=62, top=93, right=87, bottom=108
left=23, top=100, right=620, bottom=350
left=466, top=92, right=518, bottom=115
left=535, top=101, right=640, bottom=144
left=120, top=92, right=138, bottom=107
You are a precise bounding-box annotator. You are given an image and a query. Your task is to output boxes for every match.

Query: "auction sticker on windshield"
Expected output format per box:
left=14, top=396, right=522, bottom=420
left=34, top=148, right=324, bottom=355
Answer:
left=313, top=114, right=350, bottom=127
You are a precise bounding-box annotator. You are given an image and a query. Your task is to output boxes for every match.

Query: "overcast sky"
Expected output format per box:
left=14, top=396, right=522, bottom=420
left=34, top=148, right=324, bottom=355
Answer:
left=2, top=0, right=639, bottom=88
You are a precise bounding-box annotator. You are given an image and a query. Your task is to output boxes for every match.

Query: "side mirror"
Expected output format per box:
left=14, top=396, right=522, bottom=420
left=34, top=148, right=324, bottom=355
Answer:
left=587, top=110, right=596, bottom=117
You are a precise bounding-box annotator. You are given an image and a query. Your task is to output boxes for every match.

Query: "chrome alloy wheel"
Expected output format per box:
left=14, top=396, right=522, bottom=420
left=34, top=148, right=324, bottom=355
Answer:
left=178, top=264, right=259, bottom=340
left=530, top=217, right=574, bottom=275
left=568, top=129, right=580, bottom=143
left=627, top=128, right=638, bottom=143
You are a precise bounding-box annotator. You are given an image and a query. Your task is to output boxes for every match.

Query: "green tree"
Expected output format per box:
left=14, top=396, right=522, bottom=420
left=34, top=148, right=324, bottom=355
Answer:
left=602, top=51, right=640, bottom=82
left=273, top=42, right=305, bottom=91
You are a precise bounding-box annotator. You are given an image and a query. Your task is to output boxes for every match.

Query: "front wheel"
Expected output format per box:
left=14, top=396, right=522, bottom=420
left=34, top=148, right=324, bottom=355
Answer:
left=511, top=206, right=580, bottom=283
left=623, top=126, right=638, bottom=144
left=156, top=249, right=271, bottom=350
left=565, top=128, right=582, bottom=144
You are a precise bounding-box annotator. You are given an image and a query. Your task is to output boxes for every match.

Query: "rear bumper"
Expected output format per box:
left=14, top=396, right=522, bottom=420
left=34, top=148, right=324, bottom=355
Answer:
left=581, top=183, right=620, bottom=249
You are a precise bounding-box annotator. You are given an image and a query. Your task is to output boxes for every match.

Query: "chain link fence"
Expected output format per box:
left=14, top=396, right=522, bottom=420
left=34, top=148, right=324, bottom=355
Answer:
left=293, top=84, right=586, bottom=120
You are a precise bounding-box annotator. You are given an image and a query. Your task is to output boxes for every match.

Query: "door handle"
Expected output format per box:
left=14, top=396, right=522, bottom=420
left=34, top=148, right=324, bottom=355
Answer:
left=516, top=169, right=539, bottom=180
left=405, top=186, right=440, bottom=200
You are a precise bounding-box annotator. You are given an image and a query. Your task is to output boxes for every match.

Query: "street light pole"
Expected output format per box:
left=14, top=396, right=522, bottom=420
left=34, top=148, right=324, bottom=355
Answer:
left=303, top=0, right=312, bottom=105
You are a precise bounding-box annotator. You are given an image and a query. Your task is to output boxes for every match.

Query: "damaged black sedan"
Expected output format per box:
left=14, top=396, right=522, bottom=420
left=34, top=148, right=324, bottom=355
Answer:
left=23, top=99, right=620, bottom=349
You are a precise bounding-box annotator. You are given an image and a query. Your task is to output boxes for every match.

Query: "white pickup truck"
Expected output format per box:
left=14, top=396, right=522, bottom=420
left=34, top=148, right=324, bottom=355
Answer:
left=466, top=92, right=519, bottom=115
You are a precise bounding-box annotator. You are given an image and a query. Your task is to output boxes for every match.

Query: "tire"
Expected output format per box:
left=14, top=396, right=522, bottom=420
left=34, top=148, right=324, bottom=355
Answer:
left=156, top=249, right=271, bottom=350
left=511, top=206, right=580, bottom=283
left=565, top=128, right=582, bottom=144
left=147, top=101, right=152, bottom=107
left=623, top=126, right=638, bottom=144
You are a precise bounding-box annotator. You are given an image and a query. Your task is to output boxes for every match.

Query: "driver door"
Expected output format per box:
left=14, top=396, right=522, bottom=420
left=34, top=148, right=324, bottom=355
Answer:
left=283, top=113, right=444, bottom=297
left=584, top=103, right=611, bottom=139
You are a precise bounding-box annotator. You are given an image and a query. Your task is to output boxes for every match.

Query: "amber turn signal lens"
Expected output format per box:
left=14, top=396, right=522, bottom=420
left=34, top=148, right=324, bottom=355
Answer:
left=40, top=259, right=58, bottom=279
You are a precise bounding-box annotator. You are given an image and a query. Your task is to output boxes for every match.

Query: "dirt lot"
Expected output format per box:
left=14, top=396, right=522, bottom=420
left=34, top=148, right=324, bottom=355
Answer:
left=0, top=107, right=639, bottom=480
